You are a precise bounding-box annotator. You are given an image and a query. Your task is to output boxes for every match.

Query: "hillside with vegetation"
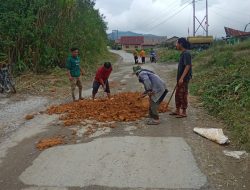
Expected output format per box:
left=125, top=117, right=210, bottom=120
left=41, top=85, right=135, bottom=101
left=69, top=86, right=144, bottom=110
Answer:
left=191, top=41, right=250, bottom=150
left=0, top=0, right=108, bottom=74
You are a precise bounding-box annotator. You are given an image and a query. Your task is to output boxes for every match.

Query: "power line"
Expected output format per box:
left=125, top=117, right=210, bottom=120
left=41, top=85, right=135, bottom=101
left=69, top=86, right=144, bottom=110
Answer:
left=146, top=0, right=181, bottom=24
left=187, top=5, right=193, bottom=36
left=147, top=0, right=192, bottom=31
left=147, top=0, right=192, bottom=32
left=212, top=6, right=250, bottom=18
left=129, top=0, right=185, bottom=33
left=210, top=9, right=246, bottom=25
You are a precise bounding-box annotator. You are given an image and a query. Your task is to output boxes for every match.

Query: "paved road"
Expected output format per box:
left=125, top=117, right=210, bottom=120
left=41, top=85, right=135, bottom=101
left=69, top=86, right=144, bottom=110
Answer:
left=0, top=50, right=249, bottom=190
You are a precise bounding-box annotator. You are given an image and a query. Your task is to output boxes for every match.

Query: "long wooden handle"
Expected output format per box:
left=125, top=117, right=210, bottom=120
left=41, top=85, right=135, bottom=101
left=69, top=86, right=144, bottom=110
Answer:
left=167, top=84, right=177, bottom=105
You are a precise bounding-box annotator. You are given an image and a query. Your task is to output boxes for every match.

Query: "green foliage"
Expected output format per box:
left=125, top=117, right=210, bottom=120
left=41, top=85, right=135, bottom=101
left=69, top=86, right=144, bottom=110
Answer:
left=0, top=0, right=108, bottom=74
left=157, top=49, right=180, bottom=62
left=191, top=40, right=250, bottom=150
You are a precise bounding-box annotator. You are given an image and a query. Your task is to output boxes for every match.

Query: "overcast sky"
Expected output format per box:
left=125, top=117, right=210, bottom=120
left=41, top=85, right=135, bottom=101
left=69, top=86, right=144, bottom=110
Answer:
left=95, top=0, right=250, bottom=38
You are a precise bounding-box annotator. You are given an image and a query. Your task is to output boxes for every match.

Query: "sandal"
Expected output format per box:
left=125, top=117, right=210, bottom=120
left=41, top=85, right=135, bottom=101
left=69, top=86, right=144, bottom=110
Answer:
left=169, top=112, right=179, bottom=116
left=176, top=114, right=187, bottom=118
left=146, top=120, right=160, bottom=125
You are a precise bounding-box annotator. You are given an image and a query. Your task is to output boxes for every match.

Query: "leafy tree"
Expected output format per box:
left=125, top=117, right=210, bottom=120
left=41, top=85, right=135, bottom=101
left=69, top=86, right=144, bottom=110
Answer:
left=0, top=0, right=108, bottom=73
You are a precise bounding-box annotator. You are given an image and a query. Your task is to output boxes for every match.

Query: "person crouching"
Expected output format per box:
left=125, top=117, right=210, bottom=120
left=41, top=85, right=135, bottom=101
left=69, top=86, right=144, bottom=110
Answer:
left=92, top=62, right=112, bottom=100
left=133, top=66, right=168, bottom=125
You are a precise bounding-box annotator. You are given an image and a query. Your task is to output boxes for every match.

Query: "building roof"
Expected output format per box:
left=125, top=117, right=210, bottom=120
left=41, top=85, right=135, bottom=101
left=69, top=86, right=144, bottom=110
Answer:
left=224, top=27, right=250, bottom=37
left=143, top=37, right=167, bottom=45
left=165, top=36, right=179, bottom=43
left=120, top=36, right=144, bottom=45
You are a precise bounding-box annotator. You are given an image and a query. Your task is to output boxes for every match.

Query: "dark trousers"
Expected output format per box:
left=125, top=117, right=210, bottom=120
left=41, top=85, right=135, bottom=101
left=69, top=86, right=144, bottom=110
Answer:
left=149, top=90, right=168, bottom=120
left=175, top=82, right=189, bottom=110
left=92, top=80, right=110, bottom=94
left=141, top=57, right=145, bottom=64
left=134, top=56, right=138, bottom=64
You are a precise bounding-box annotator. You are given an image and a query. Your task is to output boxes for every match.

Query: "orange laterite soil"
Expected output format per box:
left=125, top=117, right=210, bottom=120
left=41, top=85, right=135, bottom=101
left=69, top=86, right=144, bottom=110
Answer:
left=47, top=92, right=168, bottom=126
left=36, top=136, right=64, bottom=150
left=25, top=114, right=35, bottom=120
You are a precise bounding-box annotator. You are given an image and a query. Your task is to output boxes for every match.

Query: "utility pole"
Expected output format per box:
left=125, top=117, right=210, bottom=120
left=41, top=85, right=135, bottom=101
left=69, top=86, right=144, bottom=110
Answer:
left=206, top=0, right=208, bottom=36
left=112, top=29, right=119, bottom=40
left=193, top=0, right=195, bottom=36
left=193, top=0, right=209, bottom=36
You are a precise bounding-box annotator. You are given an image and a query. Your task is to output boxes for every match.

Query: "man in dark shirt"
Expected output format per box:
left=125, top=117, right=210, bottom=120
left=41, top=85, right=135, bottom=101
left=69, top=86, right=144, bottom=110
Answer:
left=170, top=38, right=192, bottom=118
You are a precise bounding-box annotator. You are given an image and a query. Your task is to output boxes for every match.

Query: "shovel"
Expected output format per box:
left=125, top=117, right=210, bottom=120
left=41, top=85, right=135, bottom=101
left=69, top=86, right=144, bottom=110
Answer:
left=166, top=84, right=177, bottom=108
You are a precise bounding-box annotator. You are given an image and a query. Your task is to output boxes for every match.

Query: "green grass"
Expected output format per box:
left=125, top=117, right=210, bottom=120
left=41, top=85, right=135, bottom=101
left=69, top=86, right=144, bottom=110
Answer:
left=157, top=49, right=180, bottom=63
left=191, top=40, right=250, bottom=151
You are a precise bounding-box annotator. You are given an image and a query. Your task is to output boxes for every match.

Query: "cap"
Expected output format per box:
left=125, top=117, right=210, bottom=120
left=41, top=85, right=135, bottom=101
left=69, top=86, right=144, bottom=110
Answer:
left=133, top=65, right=142, bottom=74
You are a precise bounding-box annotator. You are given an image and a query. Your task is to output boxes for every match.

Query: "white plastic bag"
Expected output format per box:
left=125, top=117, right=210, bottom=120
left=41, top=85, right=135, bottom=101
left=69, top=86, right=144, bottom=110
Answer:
left=193, top=128, right=229, bottom=144
left=223, top=150, right=248, bottom=159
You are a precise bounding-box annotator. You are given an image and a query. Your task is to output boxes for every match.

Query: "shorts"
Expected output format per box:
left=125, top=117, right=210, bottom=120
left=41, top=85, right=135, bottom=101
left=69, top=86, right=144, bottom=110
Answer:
left=70, top=78, right=82, bottom=92
left=92, top=80, right=110, bottom=94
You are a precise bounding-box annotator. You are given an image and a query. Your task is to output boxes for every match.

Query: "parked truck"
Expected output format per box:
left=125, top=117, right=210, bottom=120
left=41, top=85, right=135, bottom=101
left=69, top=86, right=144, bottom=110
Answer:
left=187, top=36, right=213, bottom=49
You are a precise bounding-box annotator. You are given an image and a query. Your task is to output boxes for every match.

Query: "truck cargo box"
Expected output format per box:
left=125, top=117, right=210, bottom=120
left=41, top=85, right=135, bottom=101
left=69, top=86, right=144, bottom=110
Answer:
left=187, top=36, right=213, bottom=44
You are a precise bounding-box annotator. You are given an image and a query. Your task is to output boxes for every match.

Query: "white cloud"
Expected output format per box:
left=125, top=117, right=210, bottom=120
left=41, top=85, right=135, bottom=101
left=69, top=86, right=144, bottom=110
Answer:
left=95, top=0, right=250, bottom=37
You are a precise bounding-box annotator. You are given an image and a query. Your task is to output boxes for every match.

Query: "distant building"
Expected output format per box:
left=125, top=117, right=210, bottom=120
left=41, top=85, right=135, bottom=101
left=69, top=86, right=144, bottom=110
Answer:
left=224, top=27, right=250, bottom=44
left=118, top=36, right=167, bottom=50
left=164, top=36, right=179, bottom=48
left=143, top=36, right=167, bottom=49
left=119, top=36, right=144, bottom=50
left=225, top=27, right=250, bottom=38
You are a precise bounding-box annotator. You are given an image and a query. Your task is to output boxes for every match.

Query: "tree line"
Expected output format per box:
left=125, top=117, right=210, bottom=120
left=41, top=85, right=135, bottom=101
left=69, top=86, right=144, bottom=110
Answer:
left=0, top=0, right=108, bottom=74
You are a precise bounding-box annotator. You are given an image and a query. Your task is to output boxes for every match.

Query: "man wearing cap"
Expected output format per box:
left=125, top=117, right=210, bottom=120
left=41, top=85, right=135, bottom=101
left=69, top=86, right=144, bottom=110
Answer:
left=133, top=66, right=168, bottom=125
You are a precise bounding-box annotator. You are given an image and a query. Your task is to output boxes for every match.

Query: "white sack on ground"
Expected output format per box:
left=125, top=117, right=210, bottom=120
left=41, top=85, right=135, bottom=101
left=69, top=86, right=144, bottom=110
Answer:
left=193, top=128, right=229, bottom=145
left=223, top=150, right=248, bottom=159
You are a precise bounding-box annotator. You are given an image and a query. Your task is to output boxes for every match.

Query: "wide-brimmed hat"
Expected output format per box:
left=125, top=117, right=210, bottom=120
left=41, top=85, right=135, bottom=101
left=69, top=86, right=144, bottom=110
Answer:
left=133, top=65, right=142, bottom=74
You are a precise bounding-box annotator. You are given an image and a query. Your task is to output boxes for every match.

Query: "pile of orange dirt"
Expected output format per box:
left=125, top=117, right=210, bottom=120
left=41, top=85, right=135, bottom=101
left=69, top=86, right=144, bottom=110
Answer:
left=36, top=136, right=64, bottom=150
left=25, top=114, right=35, bottom=120
left=47, top=92, right=168, bottom=126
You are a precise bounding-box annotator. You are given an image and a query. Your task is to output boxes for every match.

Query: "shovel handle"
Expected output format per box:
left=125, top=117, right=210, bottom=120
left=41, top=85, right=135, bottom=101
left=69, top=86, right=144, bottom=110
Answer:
left=167, top=84, right=177, bottom=105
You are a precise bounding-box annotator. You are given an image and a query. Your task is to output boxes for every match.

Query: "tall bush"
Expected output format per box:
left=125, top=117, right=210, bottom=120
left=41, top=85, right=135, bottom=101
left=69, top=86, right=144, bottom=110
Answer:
left=0, top=0, right=108, bottom=73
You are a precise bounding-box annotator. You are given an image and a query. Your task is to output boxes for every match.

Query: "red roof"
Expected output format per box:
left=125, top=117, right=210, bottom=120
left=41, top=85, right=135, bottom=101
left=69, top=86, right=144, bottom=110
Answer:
left=224, top=27, right=250, bottom=37
left=120, top=36, right=144, bottom=45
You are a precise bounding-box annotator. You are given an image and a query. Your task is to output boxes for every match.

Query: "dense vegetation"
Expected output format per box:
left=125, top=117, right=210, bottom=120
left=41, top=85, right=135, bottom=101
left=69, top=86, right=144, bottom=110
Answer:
left=191, top=40, right=250, bottom=150
left=157, top=49, right=180, bottom=63
left=0, top=0, right=108, bottom=74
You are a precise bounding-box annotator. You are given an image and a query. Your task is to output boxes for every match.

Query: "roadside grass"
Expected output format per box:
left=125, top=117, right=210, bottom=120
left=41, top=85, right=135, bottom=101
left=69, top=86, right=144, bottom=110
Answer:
left=157, top=49, right=180, bottom=63
left=190, top=40, right=250, bottom=151
left=15, top=52, right=120, bottom=97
